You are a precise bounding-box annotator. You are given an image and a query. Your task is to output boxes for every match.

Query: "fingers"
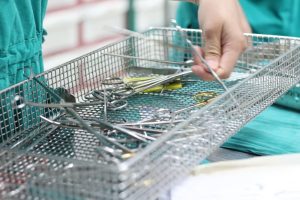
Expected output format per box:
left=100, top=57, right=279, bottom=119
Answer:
left=192, top=46, right=216, bottom=81
left=196, top=0, right=223, bottom=80
left=216, top=30, right=248, bottom=79
left=192, top=25, right=225, bottom=80
left=201, top=20, right=222, bottom=72
left=192, top=33, right=247, bottom=80
left=192, top=15, right=223, bottom=80
left=192, top=65, right=215, bottom=81
left=192, top=46, right=204, bottom=65
left=192, top=0, right=250, bottom=81
left=218, top=48, right=242, bottom=79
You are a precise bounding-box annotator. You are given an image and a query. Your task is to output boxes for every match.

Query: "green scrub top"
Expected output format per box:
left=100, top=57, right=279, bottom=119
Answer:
left=0, top=1, right=48, bottom=139
left=176, top=1, right=300, bottom=155
left=177, top=0, right=300, bottom=36
left=0, top=0, right=48, bottom=90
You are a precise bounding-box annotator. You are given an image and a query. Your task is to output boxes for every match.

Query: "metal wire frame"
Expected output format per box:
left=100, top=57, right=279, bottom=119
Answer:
left=0, top=28, right=300, bottom=200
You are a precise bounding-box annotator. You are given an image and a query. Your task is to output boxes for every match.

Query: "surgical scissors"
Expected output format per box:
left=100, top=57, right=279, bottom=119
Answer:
left=19, top=74, right=134, bottom=154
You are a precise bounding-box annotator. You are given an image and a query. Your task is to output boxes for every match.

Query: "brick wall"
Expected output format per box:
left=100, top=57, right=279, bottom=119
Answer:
left=43, top=0, right=177, bottom=69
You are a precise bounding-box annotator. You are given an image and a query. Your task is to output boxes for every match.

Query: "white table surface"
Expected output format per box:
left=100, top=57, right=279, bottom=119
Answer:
left=171, top=153, right=300, bottom=200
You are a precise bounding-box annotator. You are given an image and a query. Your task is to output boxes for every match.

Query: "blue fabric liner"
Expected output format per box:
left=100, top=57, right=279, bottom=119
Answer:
left=223, top=105, right=300, bottom=155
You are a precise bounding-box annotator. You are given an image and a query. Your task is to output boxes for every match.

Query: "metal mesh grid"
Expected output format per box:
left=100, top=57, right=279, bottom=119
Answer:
left=0, top=28, right=300, bottom=200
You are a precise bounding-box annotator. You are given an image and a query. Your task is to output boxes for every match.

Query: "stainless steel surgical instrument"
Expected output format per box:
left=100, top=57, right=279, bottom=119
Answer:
left=20, top=74, right=133, bottom=154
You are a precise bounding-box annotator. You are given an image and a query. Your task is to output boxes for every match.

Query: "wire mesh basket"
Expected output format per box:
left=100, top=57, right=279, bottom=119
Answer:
left=0, top=27, right=300, bottom=200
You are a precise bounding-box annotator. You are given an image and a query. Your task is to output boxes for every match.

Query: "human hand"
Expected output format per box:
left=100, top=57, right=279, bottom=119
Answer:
left=192, top=0, right=251, bottom=80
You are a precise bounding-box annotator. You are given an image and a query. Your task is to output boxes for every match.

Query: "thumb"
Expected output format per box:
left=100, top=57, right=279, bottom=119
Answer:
left=203, top=26, right=222, bottom=72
